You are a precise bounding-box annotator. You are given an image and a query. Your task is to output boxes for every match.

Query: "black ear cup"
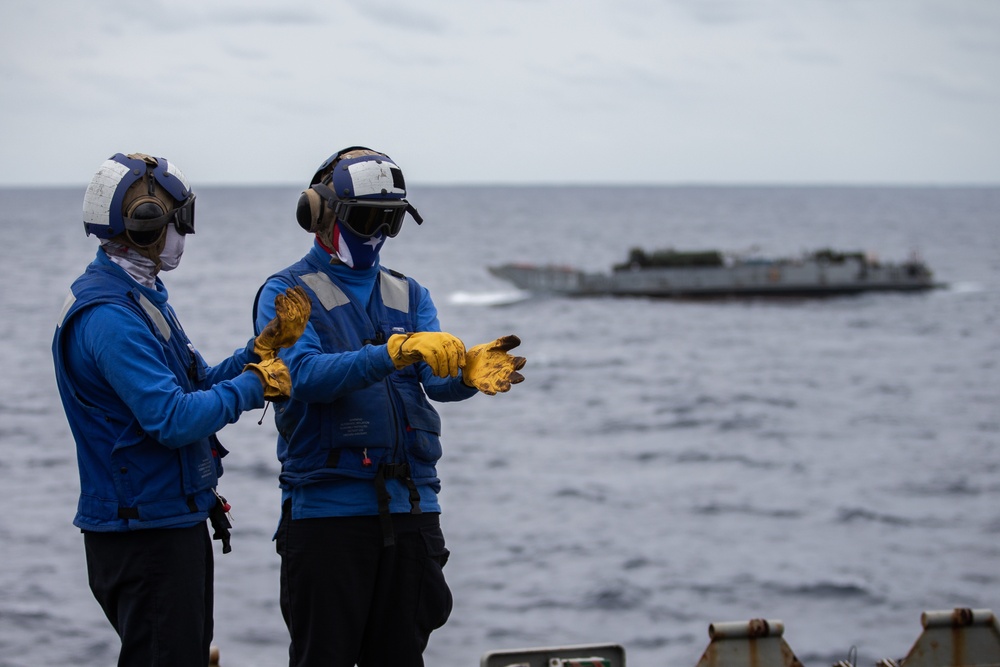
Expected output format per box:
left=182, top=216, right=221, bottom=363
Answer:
left=296, top=188, right=323, bottom=232
left=124, top=197, right=168, bottom=246
left=130, top=201, right=166, bottom=220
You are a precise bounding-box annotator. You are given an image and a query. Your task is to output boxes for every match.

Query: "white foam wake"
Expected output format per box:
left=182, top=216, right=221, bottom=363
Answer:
left=448, top=290, right=532, bottom=306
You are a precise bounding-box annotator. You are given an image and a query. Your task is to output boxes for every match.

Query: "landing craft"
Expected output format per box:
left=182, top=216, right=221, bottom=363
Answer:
left=489, top=248, right=940, bottom=298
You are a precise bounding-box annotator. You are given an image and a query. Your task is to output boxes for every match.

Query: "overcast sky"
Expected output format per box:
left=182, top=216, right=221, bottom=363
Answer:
left=1, top=0, right=998, bottom=187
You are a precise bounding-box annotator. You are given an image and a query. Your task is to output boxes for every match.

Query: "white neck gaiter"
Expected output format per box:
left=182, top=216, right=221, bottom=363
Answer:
left=100, top=226, right=184, bottom=288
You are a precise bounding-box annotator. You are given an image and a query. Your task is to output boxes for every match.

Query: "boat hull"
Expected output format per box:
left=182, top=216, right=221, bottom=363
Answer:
left=489, top=256, right=937, bottom=298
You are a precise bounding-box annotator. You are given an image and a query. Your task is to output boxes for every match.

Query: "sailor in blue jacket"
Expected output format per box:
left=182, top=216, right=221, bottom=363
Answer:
left=256, top=146, right=526, bottom=667
left=52, top=153, right=309, bottom=667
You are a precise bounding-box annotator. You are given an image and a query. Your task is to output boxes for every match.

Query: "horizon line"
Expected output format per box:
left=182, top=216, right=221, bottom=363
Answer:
left=2, top=180, right=999, bottom=190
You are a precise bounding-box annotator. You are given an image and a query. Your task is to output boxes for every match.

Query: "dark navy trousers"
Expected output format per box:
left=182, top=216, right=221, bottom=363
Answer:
left=276, top=509, right=453, bottom=667
left=84, top=522, right=214, bottom=667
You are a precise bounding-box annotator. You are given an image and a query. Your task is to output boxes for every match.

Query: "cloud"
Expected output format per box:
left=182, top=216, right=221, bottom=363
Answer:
left=0, top=0, right=998, bottom=185
left=348, top=0, right=448, bottom=33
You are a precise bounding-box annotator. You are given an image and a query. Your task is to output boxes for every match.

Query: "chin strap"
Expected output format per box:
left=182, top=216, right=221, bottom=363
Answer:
left=406, top=202, right=423, bottom=225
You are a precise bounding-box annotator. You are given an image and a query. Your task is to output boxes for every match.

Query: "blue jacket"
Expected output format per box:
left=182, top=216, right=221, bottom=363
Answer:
left=52, top=250, right=265, bottom=531
left=255, top=242, right=477, bottom=519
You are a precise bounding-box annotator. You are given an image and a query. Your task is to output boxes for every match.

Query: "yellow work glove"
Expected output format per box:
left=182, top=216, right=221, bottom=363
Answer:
left=462, top=335, right=526, bottom=395
left=386, top=332, right=466, bottom=378
left=245, top=357, right=292, bottom=401
left=254, top=286, right=311, bottom=360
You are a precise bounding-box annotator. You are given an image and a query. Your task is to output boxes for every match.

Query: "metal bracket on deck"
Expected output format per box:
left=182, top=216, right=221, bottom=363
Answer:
left=879, top=608, right=1000, bottom=667
left=477, top=608, right=1000, bottom=667
left=693, top=618, right=805, bottom=667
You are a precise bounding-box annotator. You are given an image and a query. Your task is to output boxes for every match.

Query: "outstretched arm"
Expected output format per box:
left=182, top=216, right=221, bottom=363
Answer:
left=80, top=304, right=265, bottom=448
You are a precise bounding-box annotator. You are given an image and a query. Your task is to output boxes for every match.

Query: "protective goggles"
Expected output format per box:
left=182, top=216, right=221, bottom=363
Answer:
left=124, top=195, right=196, bottom=236
left=332, top=198, right=411, bottom=239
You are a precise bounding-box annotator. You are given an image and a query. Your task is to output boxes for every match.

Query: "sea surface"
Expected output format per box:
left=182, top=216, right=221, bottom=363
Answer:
left=0, top=184, right=997, bottom=667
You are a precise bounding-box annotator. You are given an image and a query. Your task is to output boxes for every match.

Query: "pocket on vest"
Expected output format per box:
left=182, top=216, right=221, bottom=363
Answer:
left=399, top=396, right=443, bottom=463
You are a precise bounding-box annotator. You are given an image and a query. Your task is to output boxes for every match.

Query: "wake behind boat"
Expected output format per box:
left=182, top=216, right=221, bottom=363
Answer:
left=489, top=247, right=939, bottom=298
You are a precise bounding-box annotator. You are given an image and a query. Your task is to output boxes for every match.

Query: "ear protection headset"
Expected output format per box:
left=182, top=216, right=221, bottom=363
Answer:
left=295, top=182, right=341, bottom=233
left=295, top=146, right=423, bottom=233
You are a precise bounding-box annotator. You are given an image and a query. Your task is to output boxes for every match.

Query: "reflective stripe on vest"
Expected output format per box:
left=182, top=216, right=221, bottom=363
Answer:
left=57, top=291, right=76, bottom=328
left=137, top=294, right=171, bottom=340
left=301, top=272, right=351, bottom=310
left=299, top=270, right=411, bottom=313
left=380, top=271, right=410, bottom=313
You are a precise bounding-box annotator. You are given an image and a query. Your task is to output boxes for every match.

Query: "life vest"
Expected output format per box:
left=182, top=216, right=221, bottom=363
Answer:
left=258, top=255, right=444, bottom=495
left=53, top=257, right=224, bottom=531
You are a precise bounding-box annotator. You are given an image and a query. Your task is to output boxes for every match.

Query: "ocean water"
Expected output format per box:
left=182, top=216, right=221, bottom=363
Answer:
left=0, top=184, right=997, bottom=667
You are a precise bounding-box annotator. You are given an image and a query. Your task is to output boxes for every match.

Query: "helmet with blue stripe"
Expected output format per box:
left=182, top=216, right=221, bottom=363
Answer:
left=296, top=146, right=423, bottom=238
left=82, top=153, right=195, bottom=243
